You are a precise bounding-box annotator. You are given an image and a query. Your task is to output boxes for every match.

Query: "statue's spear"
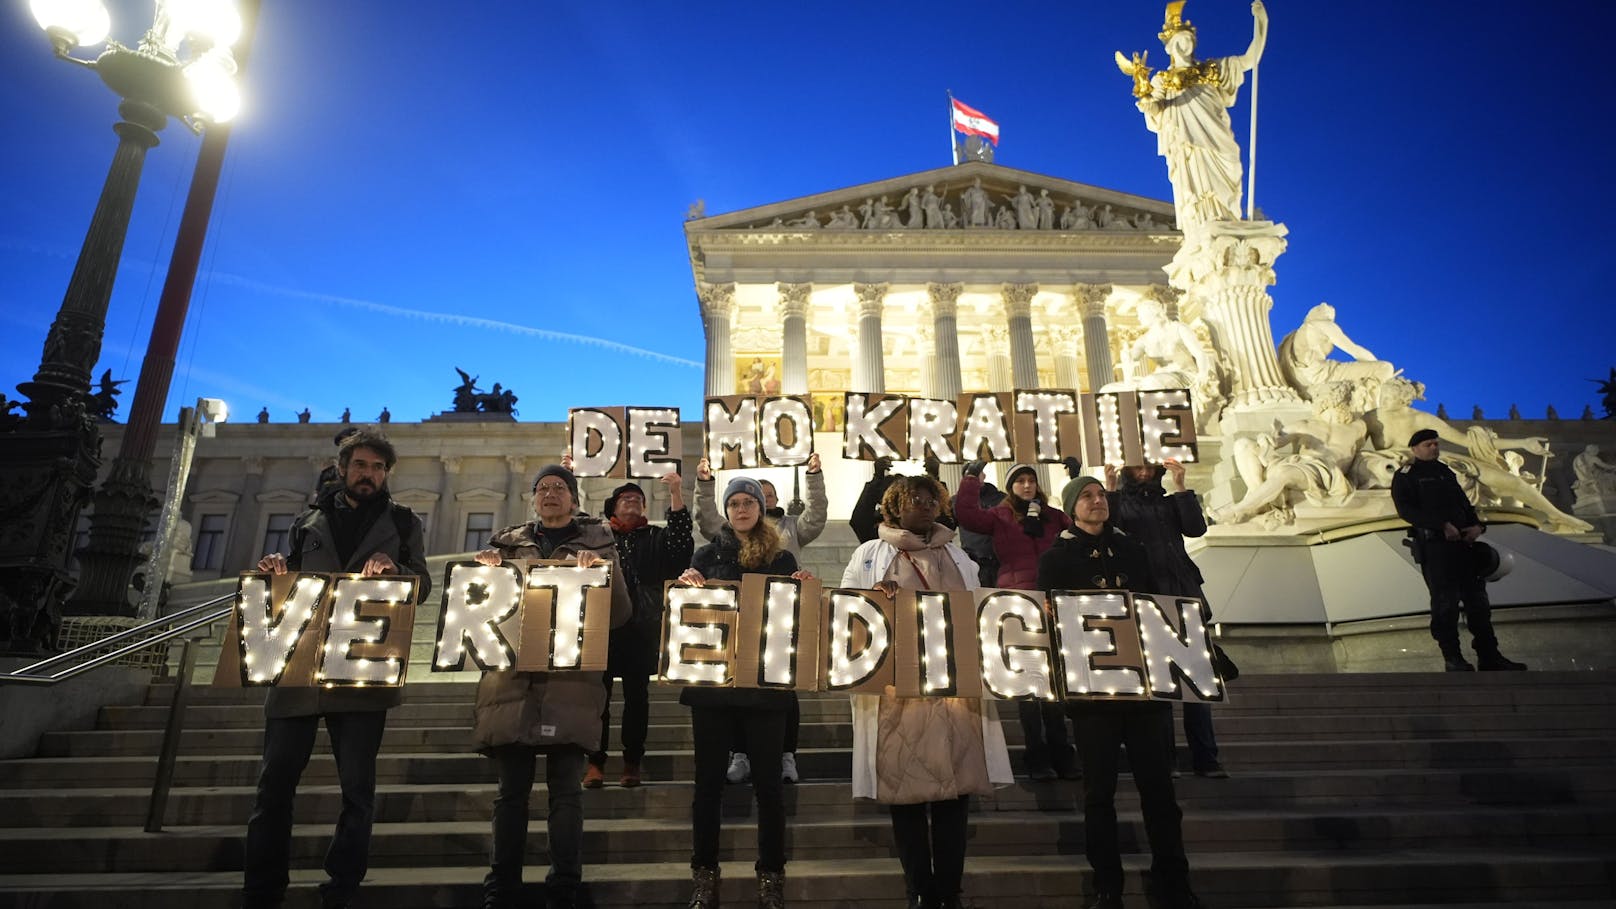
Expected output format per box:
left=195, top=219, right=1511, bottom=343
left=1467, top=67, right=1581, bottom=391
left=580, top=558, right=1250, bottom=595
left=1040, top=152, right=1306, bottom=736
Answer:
left=1247, top=56, right=1259, bottom=220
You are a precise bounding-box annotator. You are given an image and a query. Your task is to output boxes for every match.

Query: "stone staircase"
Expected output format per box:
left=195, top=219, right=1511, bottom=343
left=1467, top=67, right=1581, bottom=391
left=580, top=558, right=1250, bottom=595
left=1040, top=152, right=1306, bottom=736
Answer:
left=1, top=667, right=1614, bottom=908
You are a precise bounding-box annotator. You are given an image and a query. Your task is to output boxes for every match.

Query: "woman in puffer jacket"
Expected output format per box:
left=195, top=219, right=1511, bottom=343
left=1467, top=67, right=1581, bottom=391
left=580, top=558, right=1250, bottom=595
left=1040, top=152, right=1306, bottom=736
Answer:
left=469, top=464, right=632, bottom=909
left=842, top=475, right=1014, bottom=909
left=676, top=477, right=815, bottom=909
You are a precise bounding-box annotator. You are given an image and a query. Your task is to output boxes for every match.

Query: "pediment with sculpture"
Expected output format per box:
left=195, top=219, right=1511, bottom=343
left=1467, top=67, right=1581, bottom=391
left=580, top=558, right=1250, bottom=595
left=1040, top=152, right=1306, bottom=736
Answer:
left=687, top=161, right=1177, bottom=237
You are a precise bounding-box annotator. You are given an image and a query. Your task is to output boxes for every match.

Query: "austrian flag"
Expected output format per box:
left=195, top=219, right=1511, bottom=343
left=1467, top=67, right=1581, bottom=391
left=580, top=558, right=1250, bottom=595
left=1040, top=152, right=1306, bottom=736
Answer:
left=951, top=98, right=999, bottom=146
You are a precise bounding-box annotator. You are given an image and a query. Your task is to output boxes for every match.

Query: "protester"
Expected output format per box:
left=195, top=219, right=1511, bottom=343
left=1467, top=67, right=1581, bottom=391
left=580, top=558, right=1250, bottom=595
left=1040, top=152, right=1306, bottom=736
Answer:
left=677, top=477, right=816, bottom=909
left=850, top=456, right=898, bottom=543
left=842, top=475, right=1013, bottom=909
left=954, top=461, right=1076, bottom=781
left=243, top=430, right=431, bottom=909
left=1039, top=476, right=1203, bottom=909
left=470, top=464, right=632, bottom=909
left=1103, top=459, right=1227, bottom=778
left=695, top=455, right=825, bottom=785
left=1391, top=429, right=1527, bottom=671
left=587, top=473, right=693, bottom=788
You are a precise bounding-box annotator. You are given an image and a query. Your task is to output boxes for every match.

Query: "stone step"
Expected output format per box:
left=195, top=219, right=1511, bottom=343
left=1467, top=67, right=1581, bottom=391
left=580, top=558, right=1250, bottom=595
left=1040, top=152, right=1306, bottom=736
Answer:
left=41, top=708, right=1614, bottom=758
left=141, top=671, right=1616, bottom=713
left=0, top=851, right=1611, bottom=908
left=5, top=765, right=1612, bottom=829
left=3, top=805, right=1613, bottom=875
left=7, top=735, right=1614, bottom=789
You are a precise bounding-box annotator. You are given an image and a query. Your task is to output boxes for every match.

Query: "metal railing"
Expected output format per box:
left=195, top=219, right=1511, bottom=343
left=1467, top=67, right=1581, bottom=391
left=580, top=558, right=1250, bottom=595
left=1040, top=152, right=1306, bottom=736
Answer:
left=0, top=592, right=236, bottom=832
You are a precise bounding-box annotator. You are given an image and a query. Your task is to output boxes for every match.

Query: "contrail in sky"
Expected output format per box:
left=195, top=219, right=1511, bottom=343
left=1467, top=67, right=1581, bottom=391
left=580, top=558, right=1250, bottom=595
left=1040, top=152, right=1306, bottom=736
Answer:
left=207, top=273, right=703, bottom=369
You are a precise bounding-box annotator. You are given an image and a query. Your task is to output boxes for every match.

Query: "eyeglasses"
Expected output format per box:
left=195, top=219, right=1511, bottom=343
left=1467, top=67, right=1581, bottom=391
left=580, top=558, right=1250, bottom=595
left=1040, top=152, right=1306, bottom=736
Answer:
left=535, top=483, right=571, bottom=496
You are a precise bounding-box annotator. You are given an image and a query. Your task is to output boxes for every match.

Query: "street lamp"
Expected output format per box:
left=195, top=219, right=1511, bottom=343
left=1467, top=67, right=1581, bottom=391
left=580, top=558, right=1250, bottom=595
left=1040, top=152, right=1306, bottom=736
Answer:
left=136, top=397, right=226, bottom=620
left=0, top=0, right=243, bottom=653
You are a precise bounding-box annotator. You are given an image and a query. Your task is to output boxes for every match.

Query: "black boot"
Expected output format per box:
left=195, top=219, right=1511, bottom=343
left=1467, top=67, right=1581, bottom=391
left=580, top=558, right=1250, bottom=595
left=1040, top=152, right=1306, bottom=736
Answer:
left=1084, top=892, right=1123, bottom=909
left=757, top=870, right=785, bottom=909
left=1440, top=646, right=1475, bottom=671
left=688, top=867, right=720, bottom=909
left=1477, top=651, right=1527, bottom=671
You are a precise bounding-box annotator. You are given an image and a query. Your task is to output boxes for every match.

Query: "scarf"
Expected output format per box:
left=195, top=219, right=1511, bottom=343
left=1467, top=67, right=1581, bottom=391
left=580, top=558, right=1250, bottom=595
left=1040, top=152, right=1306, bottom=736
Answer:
left=610, top=514, right=648, bottom=534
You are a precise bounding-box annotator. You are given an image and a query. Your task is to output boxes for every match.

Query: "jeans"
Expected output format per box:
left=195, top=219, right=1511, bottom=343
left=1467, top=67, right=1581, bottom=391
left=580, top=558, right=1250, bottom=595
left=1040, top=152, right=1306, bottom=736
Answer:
left=485, top=745, right=587, bottom=903
left=243, top=710, right=387, bottom=908
left=1069, top=703, right=1189, bottom=898
left=691, top=704, right=787, bottom=872
left=889, top=797, right=970, bottom=901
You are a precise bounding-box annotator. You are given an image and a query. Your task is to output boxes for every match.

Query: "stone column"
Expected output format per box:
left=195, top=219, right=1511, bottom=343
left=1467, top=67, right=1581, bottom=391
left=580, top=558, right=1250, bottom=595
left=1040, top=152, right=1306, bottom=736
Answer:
left=1049, top=326, right=1084, bottom=391
left=1146, top=283, right=1184, bottom=320
left=433, top=456, right=463, bottom=554
left=504, top=455, right=528, bottom=527
left=1168, top=223, right=1299, bottom=410
left=220, top=457, right=265, bottom=573
left=1002, top=283, right=1039, bottom=389
left=926, top=283, right=964, bottom=401
left=777, top=283, right=811, bottom=395
left=916, top=321, right=936, bottom=399
left=852, top=282, right=888, bottom=393
left=699, top=282, right=736, bottom=397
left=983, top=326, right=1012, bottom=392
left=1073, top=283, right=1114, bottom=391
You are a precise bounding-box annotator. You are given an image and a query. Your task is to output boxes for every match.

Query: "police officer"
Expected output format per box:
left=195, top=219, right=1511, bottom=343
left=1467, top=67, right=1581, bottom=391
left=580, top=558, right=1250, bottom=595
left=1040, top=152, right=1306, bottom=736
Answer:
left=1391, top=428, right=1526, bottom=672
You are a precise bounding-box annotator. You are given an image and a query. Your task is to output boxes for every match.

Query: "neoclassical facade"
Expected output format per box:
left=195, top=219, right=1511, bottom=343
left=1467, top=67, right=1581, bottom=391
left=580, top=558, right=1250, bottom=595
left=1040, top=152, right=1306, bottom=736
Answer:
left=686, top=161, right=1196, bottom=408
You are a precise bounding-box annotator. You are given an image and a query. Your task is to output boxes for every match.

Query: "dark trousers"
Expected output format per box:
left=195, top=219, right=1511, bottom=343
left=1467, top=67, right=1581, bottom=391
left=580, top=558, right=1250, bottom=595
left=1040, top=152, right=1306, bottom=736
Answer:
left=1069, top=703, right=1190, bottom=899
left=889, top=797, right=970, bottom=901
left=591, top=672, right=650, bottom=766
left=1420, top=540, right=1498, bottom=656
left=485, top=745, right=587, bottom=902
left=1173, top=702, right=1220, bottom=772
left=692, top=704, right=788, bottom=872
left=592, top=623, right=656, bottom=766
left=1018, top=699, right=1074, bottom=772
left=733, top=692, right=800, bottom=754
left=243, top=710, right=387, bottom=908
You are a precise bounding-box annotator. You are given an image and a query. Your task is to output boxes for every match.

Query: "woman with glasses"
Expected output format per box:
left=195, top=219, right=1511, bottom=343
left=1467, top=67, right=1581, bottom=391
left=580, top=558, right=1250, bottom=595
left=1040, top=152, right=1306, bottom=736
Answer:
left=676, top=477, right=815, bottom=909
left=842, top=474, right=1013, bottom=909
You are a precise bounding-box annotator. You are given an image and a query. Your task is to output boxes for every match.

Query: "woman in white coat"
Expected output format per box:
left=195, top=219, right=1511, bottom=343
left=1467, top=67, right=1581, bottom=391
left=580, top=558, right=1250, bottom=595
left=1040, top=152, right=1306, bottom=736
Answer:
left=841, top=475, right=1013, bottom=909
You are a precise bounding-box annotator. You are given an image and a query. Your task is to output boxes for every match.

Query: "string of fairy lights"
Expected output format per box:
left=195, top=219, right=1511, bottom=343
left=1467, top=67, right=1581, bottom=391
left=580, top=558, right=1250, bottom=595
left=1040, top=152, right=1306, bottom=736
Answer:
left=230, top=563, right=1224, bottom=704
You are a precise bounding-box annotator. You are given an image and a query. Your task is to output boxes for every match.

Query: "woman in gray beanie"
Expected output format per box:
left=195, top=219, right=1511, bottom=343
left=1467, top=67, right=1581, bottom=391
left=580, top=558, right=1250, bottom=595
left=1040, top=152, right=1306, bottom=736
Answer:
left=676, top=477, right=815, bottom=909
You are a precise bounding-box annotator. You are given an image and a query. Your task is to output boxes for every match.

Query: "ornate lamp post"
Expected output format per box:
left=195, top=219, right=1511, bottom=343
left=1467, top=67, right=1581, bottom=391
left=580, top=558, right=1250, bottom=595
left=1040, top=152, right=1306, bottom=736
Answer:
left=0, top=0, right=242, bottom=652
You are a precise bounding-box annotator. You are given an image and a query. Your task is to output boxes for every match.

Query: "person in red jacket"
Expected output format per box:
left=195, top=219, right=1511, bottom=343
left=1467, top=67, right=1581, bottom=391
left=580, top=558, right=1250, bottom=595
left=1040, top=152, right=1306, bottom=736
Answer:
left=953, top=461, right=1076, bottom=781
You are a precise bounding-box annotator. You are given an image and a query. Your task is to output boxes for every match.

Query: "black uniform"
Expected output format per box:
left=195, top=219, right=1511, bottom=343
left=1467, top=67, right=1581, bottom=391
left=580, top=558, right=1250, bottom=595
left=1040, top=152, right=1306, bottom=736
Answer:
left=1038, top=526, right=1197, bottom=908
left=1390, top=457, right=1501, bottom=664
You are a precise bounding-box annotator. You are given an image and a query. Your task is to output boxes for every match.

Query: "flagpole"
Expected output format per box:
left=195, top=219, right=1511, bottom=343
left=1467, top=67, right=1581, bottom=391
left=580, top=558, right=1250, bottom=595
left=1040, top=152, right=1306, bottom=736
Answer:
left=947, top=90, right=959, bottom=165
left=1246, top=62, right=1258, bottom=220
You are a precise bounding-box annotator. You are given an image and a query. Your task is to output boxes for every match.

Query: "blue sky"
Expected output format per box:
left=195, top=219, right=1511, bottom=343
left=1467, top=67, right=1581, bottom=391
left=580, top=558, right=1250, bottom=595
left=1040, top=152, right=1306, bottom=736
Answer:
left=3, top=1, right=1611, bottom=427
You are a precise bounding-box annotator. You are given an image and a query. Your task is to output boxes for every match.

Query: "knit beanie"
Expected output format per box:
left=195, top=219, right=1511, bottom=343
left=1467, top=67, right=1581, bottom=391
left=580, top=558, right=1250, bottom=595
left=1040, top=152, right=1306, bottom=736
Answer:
left=531, top=464, right=579, bottom=503
left=1062, top=475, right=1104, bottom=518
left=604, top=482, right=645, bottom=518
left=1005, top=463, right=1038, bottom=488
left=723, top=476, right=766, bottom=511
left=1408, top=428, right=1439, bottom=447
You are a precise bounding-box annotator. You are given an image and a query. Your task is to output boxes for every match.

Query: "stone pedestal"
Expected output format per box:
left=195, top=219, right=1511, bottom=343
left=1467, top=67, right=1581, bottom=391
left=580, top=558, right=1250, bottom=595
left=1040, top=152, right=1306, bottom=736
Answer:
left=1168, top=221, right=1299, bottom=412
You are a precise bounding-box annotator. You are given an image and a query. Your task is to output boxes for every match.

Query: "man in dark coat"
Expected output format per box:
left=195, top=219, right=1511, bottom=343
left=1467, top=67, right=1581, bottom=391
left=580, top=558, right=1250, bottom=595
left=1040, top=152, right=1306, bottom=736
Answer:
left=1039, top=476, right=1202, bottom=909
left=244, top=430, right=431, bottom=909
left=1391, top=429, right=1527, bottom=672
left=586, top=473, right=693, bottom=787
left=1104, top=459, right=1226, bottom=778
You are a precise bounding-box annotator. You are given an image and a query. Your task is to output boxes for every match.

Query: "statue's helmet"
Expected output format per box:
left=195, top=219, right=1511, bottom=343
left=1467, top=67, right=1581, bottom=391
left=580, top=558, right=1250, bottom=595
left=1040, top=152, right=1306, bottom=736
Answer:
left=1159, top=1, right=1197, bottom=46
